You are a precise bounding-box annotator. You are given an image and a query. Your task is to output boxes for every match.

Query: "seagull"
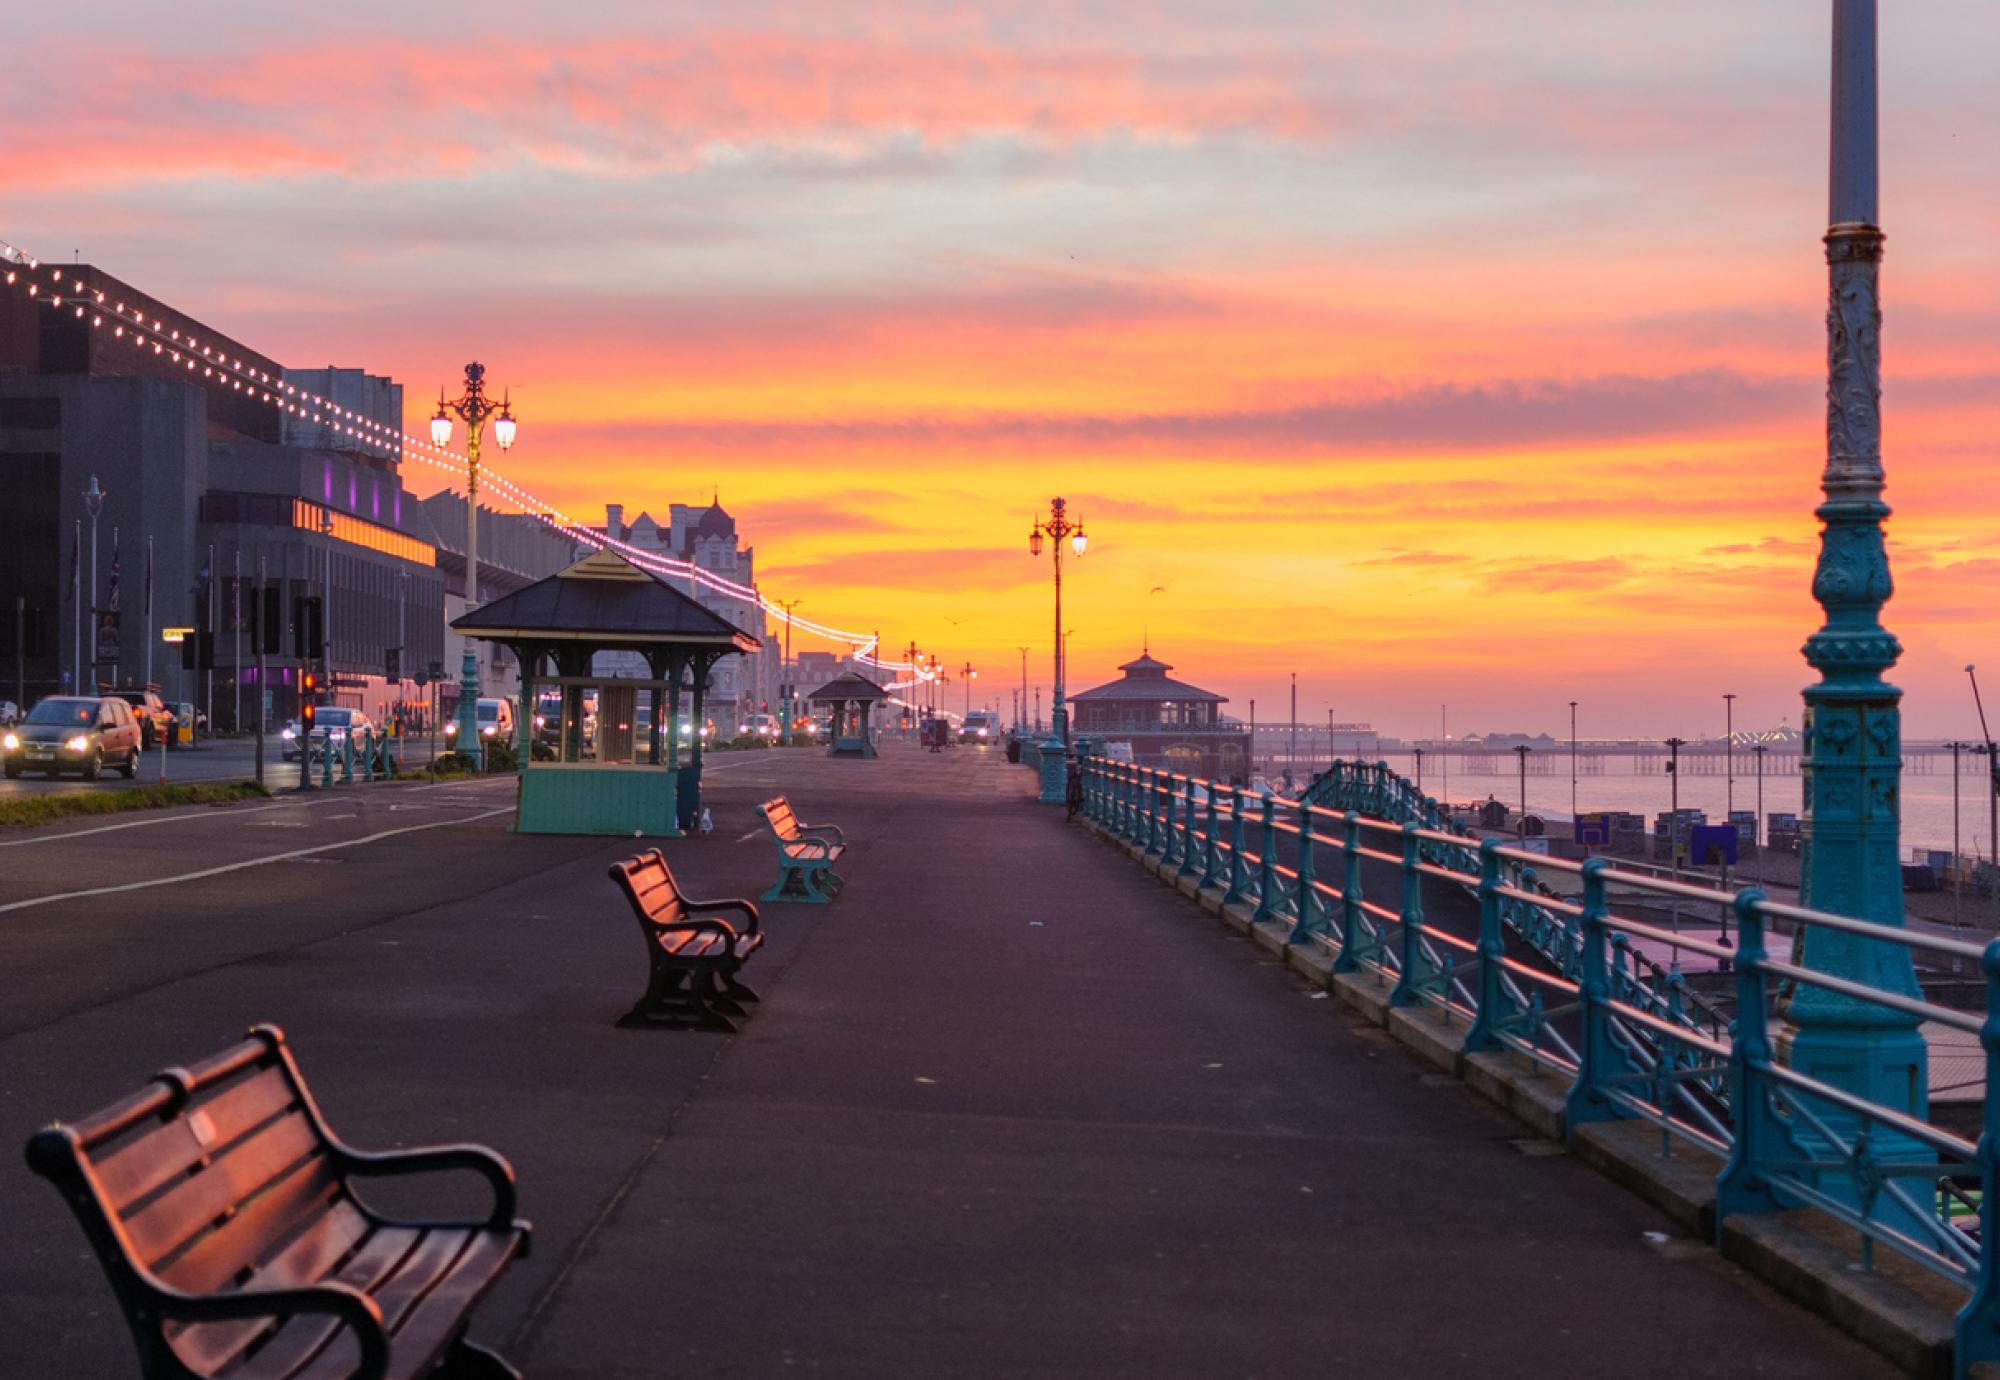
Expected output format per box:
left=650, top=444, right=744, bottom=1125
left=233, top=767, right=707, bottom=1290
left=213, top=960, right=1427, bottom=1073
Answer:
left=1149, top=586, right=1168, bottom=594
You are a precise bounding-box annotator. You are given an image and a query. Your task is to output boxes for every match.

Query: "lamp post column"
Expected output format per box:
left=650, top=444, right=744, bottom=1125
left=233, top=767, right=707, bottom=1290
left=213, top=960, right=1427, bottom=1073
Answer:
left=1781, top=0, right=1930, bottom=1214
left=456, top=422, right=483, bottom=755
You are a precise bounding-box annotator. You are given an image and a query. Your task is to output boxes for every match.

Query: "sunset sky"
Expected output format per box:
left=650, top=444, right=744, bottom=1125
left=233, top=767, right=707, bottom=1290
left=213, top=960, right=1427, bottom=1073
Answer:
left=7, top=2, right=1998, bottom=739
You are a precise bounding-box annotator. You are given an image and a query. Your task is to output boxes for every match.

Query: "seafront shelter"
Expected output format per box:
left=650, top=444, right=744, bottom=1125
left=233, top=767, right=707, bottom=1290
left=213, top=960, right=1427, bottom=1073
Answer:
left=809, top=671, right=891, bottom=758
left=451, top=549, right=760, bottom=835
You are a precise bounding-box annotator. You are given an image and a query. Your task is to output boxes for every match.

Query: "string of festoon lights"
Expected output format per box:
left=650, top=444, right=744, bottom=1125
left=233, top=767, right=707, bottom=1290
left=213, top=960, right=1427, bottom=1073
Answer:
left=0, top=237, right=936, bottom=679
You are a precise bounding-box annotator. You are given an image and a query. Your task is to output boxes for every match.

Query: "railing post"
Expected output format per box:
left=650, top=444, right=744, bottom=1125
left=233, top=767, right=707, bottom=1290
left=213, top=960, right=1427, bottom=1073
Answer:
left=1139, top=769, right=1158, bottom=853
left=1565, top=858, right=1633, bottom=1135
left=1389, top=823, right=1427, bottom=1007
left=1286, top=807, right=1324, bottom=944
left=1716, top=888, right=1785, bottom=1225
left=1253, top=795, right=1282, bottom=924
left=1955, top=937, right=2000, bottom=1370
left=1158, top=775, right=1179, bottom=863
left=1463, top=838, right=1507, bottom=1053
left=1199, top=783, right=1222, bottom=888
left=1333, top=813, right=1364, bottom=974
left=340, top=728, right=354, bottom=784
left=1117, top=766, right=1133, bottom=836
left=1179, top=779, right=1202, bottom=879
left=1223, top=787, right=1250, bottom=905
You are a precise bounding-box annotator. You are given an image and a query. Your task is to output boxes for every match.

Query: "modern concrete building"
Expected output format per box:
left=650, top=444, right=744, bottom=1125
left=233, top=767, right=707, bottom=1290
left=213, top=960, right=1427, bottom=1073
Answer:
left=0, top=256, right=443, bottom=729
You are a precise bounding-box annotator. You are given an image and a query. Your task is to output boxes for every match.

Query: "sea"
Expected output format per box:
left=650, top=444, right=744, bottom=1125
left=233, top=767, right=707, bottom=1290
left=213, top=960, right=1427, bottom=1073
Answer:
left=1367, top=754, right=1993, bottom=864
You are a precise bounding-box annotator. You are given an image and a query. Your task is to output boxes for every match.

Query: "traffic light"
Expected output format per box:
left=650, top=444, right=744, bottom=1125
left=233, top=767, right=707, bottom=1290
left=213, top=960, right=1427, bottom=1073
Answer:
left=256, top=587, right=282, bottom=655
left=301, top=671, right=317, bottom=733
left=293, top=597, right=323, bottom=660
left=385, top=646, right=401, bottom=682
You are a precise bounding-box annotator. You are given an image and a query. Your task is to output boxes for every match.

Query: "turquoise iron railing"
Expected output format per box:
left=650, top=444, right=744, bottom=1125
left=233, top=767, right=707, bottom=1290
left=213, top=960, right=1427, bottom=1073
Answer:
left=1076, top=756, right=2000, bottom=1377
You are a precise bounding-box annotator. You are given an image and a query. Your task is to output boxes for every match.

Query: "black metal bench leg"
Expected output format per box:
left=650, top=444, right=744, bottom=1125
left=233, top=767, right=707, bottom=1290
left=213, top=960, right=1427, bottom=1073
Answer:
left=722, top=973, right=760, bottom=1004
left=438, top=1337, right=522, bottom=1379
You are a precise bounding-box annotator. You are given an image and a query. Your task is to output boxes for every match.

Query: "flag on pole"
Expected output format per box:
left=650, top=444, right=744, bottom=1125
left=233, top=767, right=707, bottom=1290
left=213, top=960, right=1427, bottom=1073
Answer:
left=108, top=534, right=121, bottom=614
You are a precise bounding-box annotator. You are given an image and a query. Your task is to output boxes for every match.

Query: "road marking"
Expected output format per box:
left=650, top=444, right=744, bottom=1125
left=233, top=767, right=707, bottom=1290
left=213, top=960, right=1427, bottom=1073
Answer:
left=0, top=797, right=339, bottom=849
left=0, top=807, right=513, bottom=915
left=733, top=830, right=761, bottom=843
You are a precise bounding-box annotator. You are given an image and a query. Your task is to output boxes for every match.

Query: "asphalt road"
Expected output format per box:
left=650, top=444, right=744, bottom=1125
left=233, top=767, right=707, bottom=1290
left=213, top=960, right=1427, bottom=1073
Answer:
left=0, top=746, right=1898, bottom=1378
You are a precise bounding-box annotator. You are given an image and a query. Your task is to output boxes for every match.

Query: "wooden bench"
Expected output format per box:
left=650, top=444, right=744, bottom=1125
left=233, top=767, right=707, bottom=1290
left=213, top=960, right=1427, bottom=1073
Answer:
left=25, top=1025, right=530, bottom=1380
left=756, top=796, right=846, bottom=904
left=607, top=849, right=763, bottom=1031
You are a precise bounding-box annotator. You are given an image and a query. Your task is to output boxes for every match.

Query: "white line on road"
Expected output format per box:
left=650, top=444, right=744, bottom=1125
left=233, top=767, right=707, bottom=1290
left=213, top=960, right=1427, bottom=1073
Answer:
left=0, top=807, right=513, bottom=915
left=0, top=775, right=514, bottom=850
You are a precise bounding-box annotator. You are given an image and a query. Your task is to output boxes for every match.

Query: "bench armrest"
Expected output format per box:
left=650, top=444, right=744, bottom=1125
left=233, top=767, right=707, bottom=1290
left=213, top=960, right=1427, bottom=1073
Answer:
left=332, top=1143, right=519, bottom=1229
left=796, top=823, right=845, bottom=846
left=161, top=1281, right=390, bottom=1380
left=686, top=896, right=761, bottom=935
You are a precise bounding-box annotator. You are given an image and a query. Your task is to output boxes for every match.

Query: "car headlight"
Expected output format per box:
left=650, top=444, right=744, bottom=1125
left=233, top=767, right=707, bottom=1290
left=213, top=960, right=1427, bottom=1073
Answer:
left=1, top=732, right=16, bottom=750
left=66, top=735, right=90, bottom=752
left=280, top=728, right=295, bottom=740
left=481, top=725, right=496, bottom=737
left=534, top=715, right=545, bottom=728
left=978, top=728, right=989, bottom=737
left=445, top=722, right=458, bottom=737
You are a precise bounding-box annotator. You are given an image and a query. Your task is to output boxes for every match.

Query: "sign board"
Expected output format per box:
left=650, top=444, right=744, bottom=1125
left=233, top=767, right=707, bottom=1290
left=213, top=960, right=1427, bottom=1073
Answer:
left=1573, top=812, right=1613, bottom=846
left=1690, top=824, right=1739, bottom=867
left=161, top=626, right=196, bottom=645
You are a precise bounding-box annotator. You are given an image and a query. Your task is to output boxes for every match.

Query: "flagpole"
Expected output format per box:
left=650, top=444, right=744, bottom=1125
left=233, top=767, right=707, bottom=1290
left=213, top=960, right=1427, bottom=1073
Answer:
left=206, top=543, right=216, bottom=743
left=109, top=528, right=119, bottom=685
left=233, top=547, right=242, bottom=734
left=144, top=536, right=154, bottom=691
left=70, top=521, right=80, bottom=692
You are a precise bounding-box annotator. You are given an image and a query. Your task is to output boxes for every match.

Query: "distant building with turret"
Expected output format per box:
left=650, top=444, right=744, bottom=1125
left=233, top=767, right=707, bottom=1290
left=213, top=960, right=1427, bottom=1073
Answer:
left=1070, top=648, right=1251, bottom=781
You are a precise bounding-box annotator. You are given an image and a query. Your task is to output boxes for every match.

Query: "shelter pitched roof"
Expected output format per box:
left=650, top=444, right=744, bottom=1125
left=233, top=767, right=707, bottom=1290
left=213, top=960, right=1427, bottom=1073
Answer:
left=1071, top=647, right=1226, bottom=704
left=450, top=549, right=759, bottom=651
left=807, top=672, right=890, bottom=703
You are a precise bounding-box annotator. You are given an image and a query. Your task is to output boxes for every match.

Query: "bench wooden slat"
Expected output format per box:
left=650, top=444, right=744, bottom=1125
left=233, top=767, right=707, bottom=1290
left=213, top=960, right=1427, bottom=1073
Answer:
left=221, top=1225, right=423, bottom=1380
left=159, top=1153, right=344, bottom=1296
left=97, top=1066, right=299, bottom=1212
left=123, top=1111, right=323, bottom=1270
left=283, top=1229, right=515, bottom=1380
left=161, top=1201, right=372, bottom=1376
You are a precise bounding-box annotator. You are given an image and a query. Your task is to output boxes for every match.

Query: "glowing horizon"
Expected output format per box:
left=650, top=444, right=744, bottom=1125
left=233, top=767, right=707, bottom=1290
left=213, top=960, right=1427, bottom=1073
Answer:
left=7, top=2, right=1997, bottom=739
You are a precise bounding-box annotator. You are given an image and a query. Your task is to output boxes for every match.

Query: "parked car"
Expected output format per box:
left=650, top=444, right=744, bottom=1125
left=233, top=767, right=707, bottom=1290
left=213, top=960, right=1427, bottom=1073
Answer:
left=279, top=719, right=305, bottom=761
left=106, top=688, right=174, bottom=749
left=445, top=698, right=514, bottom=746
left=2, top=695, right=142, bottom=779
left=0, top=700, right=20, bottom=727
left=306, top=707, right=375, bottom=758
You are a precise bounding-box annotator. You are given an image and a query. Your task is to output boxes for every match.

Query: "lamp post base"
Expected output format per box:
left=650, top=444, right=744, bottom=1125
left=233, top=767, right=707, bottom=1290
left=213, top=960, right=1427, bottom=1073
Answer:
left=1037, top=734, right=1067, bottom=804
left=455, top=644, right=482, bottom=768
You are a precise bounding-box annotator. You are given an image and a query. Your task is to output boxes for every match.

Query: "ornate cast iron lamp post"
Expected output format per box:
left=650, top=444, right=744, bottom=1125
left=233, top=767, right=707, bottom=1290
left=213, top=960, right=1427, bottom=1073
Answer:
left=1028, top=498, right=1086, bottom=804
left=1781, top=0, right=1930, bottom=1203
left=430, top=363, right=517, bottom=755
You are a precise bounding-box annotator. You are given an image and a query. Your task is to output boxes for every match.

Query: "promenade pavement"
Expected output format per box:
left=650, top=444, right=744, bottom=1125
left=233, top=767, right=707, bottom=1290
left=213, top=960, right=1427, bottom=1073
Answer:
left=0, top=745, right=1897, bottom=1377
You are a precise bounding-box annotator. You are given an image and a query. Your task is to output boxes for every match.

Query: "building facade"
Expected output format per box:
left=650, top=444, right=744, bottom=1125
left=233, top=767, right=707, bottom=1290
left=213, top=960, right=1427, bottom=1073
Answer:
left=0, top=256, right=443, bottom=729
left=584, top=499, right=773, bottom=727
left=1069, top=650, right=1252, bottom=781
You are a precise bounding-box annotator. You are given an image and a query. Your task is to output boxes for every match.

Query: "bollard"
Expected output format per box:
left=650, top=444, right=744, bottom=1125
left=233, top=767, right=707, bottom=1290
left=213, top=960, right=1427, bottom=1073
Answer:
left=1463, top=838, right=1508, bottom=1053
left=1199, top=782, right=1221, bottom=888
left=1179, top=778, right=1203, bottom=880
left=340, top=729, right=354, bottom=784
left=360, top=728, right=375, bottom=782
left=320, top=730, right=334, bottom=788
left=1223, top=787, right=1249, bottom=905
left=1388, top=824, right=1427, bottom=1007
left=1334, top=813, right=1365, bottom=974
left=1286, top=806, right=1323, bottom=945
left=1564, top=859, right=1632, bottom=1136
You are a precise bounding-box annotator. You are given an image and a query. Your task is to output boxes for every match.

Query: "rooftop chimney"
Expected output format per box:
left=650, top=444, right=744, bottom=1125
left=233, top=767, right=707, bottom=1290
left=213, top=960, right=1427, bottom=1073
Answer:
left=606, top=503, right=624, bottom=538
